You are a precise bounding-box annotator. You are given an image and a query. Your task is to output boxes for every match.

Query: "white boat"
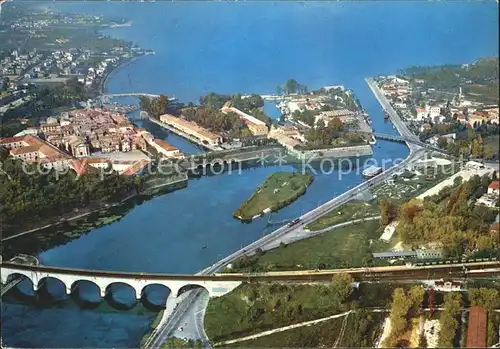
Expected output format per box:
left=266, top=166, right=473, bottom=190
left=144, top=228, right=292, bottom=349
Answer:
left=362, top=166, right=383, bottom=178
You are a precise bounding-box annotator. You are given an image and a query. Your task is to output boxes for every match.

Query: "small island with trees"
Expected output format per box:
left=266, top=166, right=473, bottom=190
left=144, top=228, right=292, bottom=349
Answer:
left=233, top=171, right=313, bottom=221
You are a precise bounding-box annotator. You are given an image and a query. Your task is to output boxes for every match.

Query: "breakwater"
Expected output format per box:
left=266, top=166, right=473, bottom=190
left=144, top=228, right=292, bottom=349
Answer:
left=290, top=144, right=373, bottom=160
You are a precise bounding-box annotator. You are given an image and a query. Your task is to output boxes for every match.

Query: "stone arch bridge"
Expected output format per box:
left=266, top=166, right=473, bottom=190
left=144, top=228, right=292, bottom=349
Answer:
left=1, top=263, right=241, bottom=301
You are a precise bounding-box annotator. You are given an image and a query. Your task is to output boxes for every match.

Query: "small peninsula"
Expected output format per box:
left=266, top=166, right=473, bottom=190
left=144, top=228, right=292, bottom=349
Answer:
left=234, top=171, right=313, bottom=221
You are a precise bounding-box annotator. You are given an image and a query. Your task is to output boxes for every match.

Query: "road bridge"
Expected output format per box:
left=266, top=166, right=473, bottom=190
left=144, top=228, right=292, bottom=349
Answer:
left=373, top=133, right=448, bottom=154
left=145, top=146, right=428, bottom=346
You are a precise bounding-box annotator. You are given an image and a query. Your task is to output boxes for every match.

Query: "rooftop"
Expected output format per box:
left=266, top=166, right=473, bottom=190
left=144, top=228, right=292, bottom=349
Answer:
left=488, top=181, right=500, bottom=190
left=160, top=114, right=221, bottom=141
left=467, top=306, right=487, bottom=348
left=154, top=139, right=178, bottom=152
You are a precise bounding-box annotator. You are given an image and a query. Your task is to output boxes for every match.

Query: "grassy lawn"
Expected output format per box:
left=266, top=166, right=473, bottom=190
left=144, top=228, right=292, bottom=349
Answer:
left=229, top=220, right=382, bottom=272
left=205, top=283, right=349, bottom=343
left=306, top=201, right=379, bottom=231
left=234, top=171, right=313, bottom=220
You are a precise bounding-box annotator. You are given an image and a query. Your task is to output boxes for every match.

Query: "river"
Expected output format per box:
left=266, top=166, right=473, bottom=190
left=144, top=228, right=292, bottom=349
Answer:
left=1, top=1, right=498, bottom=347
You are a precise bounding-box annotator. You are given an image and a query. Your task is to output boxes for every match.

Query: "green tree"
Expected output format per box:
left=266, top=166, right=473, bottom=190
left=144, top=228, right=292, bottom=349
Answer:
left=438, top=292, right=462, bottom=348
left=330, top=273, right=354, bottom=301
left=379, top=198, right=395, bottom=226
left=468, top=288, right=500, bottom=310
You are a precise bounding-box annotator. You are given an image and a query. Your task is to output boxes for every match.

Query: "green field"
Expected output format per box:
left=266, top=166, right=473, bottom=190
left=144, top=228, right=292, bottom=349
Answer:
left=229, top=220, right=382, bottom=272
left=234, top=171, right=313, bottom=220
left=226, top=317, right=344, bottom=347
left=306, top=201, right=379, bottom=231
left=204, top=283, right=349, bottom=343
left=227, top=310, right=384, bottom=347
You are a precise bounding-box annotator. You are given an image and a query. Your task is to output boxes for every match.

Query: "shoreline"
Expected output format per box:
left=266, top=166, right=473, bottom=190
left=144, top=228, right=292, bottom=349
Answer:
left=1, top=192, right=138, bottom=242
left=99, top=51, right=154, bottom=95
left=1, top=177, right=188, bottom=243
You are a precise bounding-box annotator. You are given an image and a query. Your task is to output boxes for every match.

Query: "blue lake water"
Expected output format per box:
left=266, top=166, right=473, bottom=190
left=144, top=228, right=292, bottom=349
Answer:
left=2, top=1, right=498, bottom=347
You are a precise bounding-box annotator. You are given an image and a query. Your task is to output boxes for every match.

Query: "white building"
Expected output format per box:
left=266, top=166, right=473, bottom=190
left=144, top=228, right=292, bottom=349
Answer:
left=425, top=105, right=441, bottom=118
left=414, top=107, right=427, bottom=121
left=488, top=181, right=500, bottom=196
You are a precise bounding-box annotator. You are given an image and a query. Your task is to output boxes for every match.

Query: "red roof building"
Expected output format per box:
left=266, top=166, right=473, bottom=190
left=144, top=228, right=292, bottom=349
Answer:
left=467, top=306, right=487, bottom=348
left=488, top=181, right=500, bottom=196
left=488, top=180, right=500, bottom=191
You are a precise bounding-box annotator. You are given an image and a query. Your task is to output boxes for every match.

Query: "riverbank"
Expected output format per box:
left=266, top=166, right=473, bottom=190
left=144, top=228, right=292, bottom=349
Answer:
left=1, top=191, right=137, bottom=243
left=233, top=171, right=314, bottom=221
left=1, top=175, right=187, bottom=243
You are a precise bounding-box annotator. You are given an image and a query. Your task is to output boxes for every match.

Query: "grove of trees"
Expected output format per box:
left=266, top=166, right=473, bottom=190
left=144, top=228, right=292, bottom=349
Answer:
left=438, top=292, right=462, bottom=347
left=139, top=94, right=170, bottom=118
left=277, top=79, right=308, bottom=95
left=181, top=105, right=250, bottom=139
left=397, top=174, right=498, bottom=256
left=382, top=286, right=425, bottom=347
left=0, top=157, right=137, bottom=234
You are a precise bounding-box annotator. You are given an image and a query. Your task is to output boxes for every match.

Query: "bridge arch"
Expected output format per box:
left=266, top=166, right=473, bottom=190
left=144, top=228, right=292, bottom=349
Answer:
left=4, top=272, right=35, bottom=296
left=104, top=282, right=139, bottom=310
left=37, top=276, right=68, bottom=299
left=176, top=284, right=209, bottom=298
left=140, top=283, right=171, bottom=310
left=70, top=280, right=102, bottom=304
left=4, top=270, right=31, bottom=284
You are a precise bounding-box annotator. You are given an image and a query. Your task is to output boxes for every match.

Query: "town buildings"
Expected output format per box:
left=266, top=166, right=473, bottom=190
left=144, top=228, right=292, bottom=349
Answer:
left=267, top=125, right=305, bottom=151
left=476, top=180, right=500, bottom=208
left=314, top=109, right=357, bottom=125
left=159, top=114, right=223, bottom=146
left=220, top=107, right=269, bottom=136
left=0, top=108, right=183, bottom=177
left=0, top=135, right=72, bottom=171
